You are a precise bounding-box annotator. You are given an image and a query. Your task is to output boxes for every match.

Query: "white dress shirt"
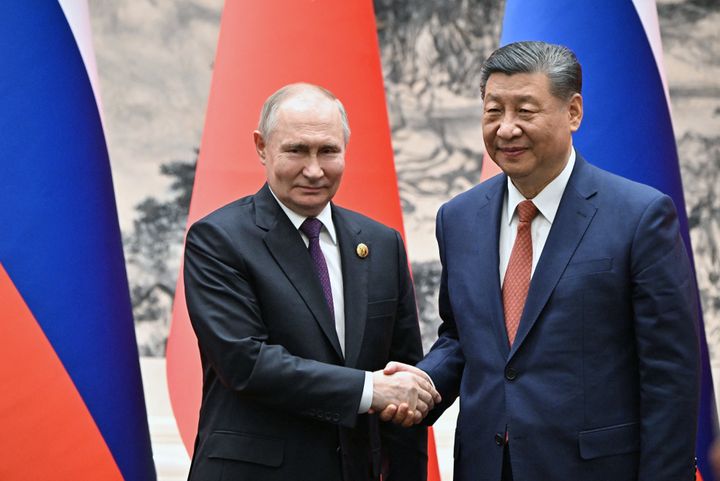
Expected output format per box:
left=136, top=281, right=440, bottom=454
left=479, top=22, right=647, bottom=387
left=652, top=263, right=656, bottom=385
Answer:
left=499, top=148, right=576, bottom=285
left=271, top=191, right=374, bottom=413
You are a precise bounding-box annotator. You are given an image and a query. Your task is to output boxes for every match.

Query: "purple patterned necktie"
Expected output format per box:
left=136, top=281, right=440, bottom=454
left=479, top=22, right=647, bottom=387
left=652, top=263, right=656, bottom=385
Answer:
left=300, top=217, right=334, bottom=320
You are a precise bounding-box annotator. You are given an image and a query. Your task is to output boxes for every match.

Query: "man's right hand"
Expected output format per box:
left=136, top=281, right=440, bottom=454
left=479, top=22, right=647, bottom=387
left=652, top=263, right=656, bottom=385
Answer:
left=370, top=364, right=440, bottom=428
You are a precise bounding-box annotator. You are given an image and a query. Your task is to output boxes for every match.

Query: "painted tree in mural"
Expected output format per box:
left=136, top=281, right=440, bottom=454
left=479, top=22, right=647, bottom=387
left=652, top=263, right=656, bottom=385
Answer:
left=125, top=155, right=196, bottom=355
left=658, top=0, right=720, bottom=367
left=373, top=0, right=504, bottom=347
left=680, top=132, right=720, bottom=342
left=375, top=0, right=502, bottom=96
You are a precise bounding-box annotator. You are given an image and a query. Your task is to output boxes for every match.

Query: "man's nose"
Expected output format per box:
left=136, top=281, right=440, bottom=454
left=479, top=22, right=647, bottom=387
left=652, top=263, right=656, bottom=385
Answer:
left=496, top=116, right=521, bottom=139
left=303, top=155, right=324, bottom=179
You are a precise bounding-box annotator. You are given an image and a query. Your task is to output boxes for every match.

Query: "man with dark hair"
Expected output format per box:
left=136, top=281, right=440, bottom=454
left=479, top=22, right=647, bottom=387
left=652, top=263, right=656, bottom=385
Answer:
left=184, top=82, right=438, bottom=481
left=384, top=41, right=700, bottom=481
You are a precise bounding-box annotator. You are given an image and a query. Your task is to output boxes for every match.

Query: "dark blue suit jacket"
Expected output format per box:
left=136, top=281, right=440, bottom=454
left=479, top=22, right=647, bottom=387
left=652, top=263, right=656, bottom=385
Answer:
left=418, top=154, right=699, bottom=481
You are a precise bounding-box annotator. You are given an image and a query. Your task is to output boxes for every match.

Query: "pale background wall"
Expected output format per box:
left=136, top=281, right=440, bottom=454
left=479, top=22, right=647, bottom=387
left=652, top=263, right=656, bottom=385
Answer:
left=88, top=1, right=719, bottom=479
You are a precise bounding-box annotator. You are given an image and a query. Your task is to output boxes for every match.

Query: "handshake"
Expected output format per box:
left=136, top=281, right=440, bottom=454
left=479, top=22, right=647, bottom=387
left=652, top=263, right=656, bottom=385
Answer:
left=370, top=362, right=441, bottom=428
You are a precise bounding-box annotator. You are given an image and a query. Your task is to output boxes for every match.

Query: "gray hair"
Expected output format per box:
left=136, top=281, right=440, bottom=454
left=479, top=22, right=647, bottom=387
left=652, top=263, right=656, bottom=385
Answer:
left=480, top=41, right=582, bottom=100
left=257, top=83, right=351, bottom=144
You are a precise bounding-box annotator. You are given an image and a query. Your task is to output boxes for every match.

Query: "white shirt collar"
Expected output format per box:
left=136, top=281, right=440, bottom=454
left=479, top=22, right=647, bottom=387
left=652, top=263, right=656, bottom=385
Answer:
left=269, top=188, right=338, bottom=245
left=505, top=147, right=576, bottom=225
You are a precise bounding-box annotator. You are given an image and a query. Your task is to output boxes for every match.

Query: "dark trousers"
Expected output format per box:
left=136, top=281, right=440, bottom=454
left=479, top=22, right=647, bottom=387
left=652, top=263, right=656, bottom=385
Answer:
left=501, top=444, right=513, bottom=481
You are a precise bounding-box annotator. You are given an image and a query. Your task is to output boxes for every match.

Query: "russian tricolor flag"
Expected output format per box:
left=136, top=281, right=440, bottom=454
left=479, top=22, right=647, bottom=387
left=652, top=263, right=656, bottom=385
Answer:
left=0, top=3, right=155, bottom=480
left=499, top=1, right=716, bottom=479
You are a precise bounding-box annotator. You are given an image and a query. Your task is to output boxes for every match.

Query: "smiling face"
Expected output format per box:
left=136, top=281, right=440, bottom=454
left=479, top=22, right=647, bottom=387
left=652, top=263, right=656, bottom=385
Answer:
left=482, top=72, right=583, bottom=198
left=254, top=91, right=346, bottom=217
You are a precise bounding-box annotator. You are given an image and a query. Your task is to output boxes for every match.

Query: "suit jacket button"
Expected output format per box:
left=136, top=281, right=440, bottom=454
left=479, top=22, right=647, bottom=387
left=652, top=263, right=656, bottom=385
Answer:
left=505, top=367, right=517, bottom=381
left=494, top=433, right=505, bottom=446
left=332, top=413, right=340, bottom=422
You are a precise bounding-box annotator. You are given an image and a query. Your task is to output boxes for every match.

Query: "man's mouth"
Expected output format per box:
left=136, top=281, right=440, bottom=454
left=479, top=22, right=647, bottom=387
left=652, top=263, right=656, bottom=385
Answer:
left=497, top=146, right=528, bottom=157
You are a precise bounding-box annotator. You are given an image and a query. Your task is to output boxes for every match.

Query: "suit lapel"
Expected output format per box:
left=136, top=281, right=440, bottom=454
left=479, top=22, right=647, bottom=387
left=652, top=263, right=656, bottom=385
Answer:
left=333, top=207, right=368, bottom=368
left=509, top=156, right=598, bottom=358
left=471, top=177, right=510, bottom=357
left=256, top=185, right=344, bottom=360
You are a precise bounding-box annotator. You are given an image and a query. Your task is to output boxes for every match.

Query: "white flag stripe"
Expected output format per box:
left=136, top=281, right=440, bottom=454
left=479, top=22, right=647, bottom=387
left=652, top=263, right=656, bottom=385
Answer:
left=57, top=0, right=105, bottom=123
left=631, top=0, right=671, bottom=108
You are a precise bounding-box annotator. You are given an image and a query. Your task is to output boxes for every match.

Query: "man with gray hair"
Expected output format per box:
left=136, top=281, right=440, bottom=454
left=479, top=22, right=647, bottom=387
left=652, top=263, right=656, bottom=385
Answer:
left=383, top=41, right=700, bottom=481
left=183, top=82, right=438, bottom=481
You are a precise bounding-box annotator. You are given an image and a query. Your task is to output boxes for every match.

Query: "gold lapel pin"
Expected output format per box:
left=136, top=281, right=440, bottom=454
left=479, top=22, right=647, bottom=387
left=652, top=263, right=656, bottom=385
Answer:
left=356, top=243, right=369, bottom=259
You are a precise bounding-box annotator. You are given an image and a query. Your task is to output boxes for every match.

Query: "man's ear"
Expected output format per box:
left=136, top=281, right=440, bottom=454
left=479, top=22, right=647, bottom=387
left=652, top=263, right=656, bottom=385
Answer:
left=568, top=93, right=583, bottom=132
left=253, top=131, right=267, bottom=164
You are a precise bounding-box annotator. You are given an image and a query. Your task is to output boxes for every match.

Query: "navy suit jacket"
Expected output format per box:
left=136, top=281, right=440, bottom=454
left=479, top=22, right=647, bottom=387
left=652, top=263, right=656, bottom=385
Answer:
left=184, top=184, right=426, bottom=481
left=418, top=154, right=699, bottom=481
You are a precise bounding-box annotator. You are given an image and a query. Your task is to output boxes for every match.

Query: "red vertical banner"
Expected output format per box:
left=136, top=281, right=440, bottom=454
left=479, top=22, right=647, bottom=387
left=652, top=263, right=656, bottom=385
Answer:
left=165, top=0, right=441, bottom=478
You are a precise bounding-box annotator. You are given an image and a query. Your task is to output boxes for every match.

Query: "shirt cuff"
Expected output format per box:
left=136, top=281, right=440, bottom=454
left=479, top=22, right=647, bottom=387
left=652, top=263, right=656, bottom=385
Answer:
left=357, top=371, right=374, bottom=413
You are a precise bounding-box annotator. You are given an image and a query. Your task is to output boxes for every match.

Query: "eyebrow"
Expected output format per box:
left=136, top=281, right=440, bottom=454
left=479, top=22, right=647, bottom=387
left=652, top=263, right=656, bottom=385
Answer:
left=319, top=144, right=342, bottom=151
left=281, top=142, right=342, bottom=151
left=484, top=94, right=539, bottom=103
left=281, top=143, right=309, bottom=151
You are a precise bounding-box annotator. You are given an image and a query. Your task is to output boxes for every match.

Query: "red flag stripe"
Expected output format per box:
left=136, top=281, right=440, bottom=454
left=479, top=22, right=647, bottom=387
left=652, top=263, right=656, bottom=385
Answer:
left=0, top=263, right=123, bottom=481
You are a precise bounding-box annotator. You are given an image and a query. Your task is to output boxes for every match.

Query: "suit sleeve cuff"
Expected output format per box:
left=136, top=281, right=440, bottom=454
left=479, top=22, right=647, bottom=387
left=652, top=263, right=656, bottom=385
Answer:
left=425, top=371, right=436, bottom=389
left=357, top=371, right=373, bottom=413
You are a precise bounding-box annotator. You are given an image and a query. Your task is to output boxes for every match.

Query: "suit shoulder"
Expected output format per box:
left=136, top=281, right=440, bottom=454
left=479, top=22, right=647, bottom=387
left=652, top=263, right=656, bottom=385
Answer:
left=573, top=161, right=683, bottom=237
left=184, top=194, right=264, bottom=266
left=332, top=205, right=401, bottom=238
left=588, top=163, right=668, bottom=207
left=186, top=195, right=262, bottom=250
left=190, top=195, right=255, bottom=232
left=442, top=173, right=504, bottom=213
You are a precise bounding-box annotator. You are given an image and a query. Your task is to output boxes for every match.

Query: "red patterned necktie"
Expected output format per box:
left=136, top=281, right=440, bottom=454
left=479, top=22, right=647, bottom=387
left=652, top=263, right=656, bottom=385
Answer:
left=503, top=200, right=539, bottom=346
left=300, top=217, right=334, bottom=320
